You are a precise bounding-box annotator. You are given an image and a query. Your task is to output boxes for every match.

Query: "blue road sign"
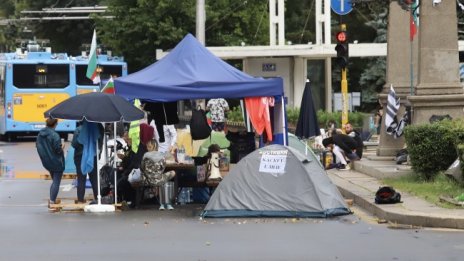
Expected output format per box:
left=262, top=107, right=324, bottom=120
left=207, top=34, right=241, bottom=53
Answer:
left=331, top=0, right=353, bottom=15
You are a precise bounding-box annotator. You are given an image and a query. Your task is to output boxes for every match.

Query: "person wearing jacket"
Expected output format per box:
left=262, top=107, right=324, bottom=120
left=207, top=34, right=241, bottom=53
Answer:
left=72, top=122, right=99, bottom=203
left=343, top=122, right=364, bottom=159
left=322, top=133, right=359, bottom=170
left=36, top=118, right=65, bottom=206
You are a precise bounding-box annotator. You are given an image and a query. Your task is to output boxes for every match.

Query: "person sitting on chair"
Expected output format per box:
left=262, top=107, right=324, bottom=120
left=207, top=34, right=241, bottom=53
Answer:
left=141, top=139, right=176, bottom=210
left=117, top=123, right=154, bottom=208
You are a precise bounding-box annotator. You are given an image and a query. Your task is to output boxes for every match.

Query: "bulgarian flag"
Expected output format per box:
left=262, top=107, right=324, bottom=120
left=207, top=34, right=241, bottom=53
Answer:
left=101, top=76, right=115, bottom=94
left=410, top=0, right=419, bottom=41
left=86, top=29, right=100, bottom=84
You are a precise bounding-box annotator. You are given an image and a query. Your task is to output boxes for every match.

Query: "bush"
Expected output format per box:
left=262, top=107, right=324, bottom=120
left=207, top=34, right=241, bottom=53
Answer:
left=404, top=120, right=464, bottom=180
left=227, top=106, right=244, bottom=122
left=286, top=107, right=300, bottom=126
left=227, top=106, right=365, bottom=131
left=316, top=110, right=364, bottom=129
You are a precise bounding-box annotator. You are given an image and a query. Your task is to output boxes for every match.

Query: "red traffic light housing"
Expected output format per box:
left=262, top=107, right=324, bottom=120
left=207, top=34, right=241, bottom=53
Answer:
left=396, top=0, right=413, bottom=11
left=335, top=31, right=349, bottom=69
left=336, top=31, right=347, bottom=43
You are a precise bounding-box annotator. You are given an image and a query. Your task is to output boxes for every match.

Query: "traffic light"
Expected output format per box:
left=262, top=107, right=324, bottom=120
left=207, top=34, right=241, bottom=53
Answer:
left=397, top=0, right=413, bottom=11
left=335, top=30, right=349, bottom=69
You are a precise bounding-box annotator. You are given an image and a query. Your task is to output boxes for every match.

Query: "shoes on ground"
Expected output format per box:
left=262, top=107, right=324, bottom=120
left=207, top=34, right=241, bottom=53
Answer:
left=166, top=204, right=174, bottom=210
left=325, top=163, right=338, bottom=170
left=337, top=164, right=351, bottom=171
left=159, top=204, right=165, bottom=210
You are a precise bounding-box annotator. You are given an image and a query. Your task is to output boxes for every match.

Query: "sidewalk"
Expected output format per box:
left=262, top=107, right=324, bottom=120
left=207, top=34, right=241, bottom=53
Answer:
left=327, top=148, right=464, bottom=230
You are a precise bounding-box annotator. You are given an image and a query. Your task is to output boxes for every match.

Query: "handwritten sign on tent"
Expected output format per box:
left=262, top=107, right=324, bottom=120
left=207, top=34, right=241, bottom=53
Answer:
left=259, top=150, right=288, bottom=177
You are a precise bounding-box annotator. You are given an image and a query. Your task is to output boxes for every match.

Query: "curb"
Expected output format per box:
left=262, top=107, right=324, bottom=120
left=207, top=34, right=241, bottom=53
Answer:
left=336, top=185, right=464, bottom=229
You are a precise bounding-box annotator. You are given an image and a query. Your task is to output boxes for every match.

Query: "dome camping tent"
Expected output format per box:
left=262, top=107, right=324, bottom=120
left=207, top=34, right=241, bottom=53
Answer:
left=201, top=144, right=351, bottom=218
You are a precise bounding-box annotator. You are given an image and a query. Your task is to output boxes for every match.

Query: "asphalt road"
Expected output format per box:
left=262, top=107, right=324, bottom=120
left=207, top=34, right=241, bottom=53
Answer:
left=0, top=140, right=463, bottom=261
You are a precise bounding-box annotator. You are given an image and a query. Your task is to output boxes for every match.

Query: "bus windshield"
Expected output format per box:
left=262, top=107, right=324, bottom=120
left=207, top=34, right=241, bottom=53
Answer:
left=76, top=65, right=123, bottom=85
left=13, top=64, right=70, bottom=88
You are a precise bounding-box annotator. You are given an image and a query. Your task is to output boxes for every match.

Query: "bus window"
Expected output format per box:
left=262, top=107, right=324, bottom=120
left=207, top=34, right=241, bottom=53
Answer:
left=13, top=64, right=69, bottom=88
left=0, top=65, right=4, bottom=106
left=76, top=64, right=123, bottom=85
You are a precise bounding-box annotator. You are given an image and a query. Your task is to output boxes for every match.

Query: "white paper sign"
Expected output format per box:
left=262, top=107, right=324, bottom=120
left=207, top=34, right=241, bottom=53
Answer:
left=259, top=150, right=288, bottom=177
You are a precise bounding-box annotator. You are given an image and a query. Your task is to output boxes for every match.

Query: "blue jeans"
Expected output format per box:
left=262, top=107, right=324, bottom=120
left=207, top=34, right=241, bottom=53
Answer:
left=49, top=171, right=63, bottom=202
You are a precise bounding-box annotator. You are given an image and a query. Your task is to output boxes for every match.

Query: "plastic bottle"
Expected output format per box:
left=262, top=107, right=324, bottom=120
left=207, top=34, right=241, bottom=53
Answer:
left=325, top=151, right=333, bottom=169
left=186, top=188, right=191, bottom=203
left=177, top=146, right=185, bottom=163
left=179, top=188, right=187, bottom=205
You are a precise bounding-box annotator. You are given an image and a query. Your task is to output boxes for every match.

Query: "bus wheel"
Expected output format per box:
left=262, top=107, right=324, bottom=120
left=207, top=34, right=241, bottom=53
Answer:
left=6, top=133, right=14, bottom=142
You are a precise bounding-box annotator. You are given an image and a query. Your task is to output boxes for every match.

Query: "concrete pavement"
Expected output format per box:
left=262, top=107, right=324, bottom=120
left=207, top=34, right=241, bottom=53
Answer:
left=328, top=146, right=464, bottom=229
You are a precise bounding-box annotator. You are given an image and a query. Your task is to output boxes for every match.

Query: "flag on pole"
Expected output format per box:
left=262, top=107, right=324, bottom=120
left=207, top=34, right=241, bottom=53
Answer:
left=385, top=85, right=400, bottom=129
left=409, top=0, right=419, bottom=41
left=409, top=14, right=417, bottom=41
left=385, top=85, right=404, bottom=138
left=86, top=29, right=100, bottom=84
left=101, top=76, right=115, bottom=94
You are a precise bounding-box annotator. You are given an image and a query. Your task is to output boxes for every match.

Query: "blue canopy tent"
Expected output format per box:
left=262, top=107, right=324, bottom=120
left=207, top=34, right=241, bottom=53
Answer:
left=115, top=33, right=288, bottom=144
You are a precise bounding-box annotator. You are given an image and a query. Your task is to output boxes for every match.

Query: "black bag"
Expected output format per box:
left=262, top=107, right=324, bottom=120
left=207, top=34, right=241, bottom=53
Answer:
left=190, top=107, right=211, bottom=140
left=396, top=149, right=408, bottom=165
left=100, top=165, right=114, bottom=196
left=375, top=186, right=401, bottom=204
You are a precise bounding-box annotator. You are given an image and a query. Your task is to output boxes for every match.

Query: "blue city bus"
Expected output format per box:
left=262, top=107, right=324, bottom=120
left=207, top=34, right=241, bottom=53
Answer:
left=0, top=44, right=76, bottom=141
left=73, top=54, right=127, bottom=94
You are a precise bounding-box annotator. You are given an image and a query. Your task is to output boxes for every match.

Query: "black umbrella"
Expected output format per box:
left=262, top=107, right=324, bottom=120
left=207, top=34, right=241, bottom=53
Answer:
left=44, top=92, right=144, bottom=212
left=44, top=92, right=144, bottom=122
left=295, top=81, right=321, bottom=139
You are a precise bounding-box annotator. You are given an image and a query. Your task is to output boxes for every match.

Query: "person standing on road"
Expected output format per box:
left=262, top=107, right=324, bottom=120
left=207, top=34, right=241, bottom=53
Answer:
left=36, top=118, right=65, bottom=206
left=206, top=98, right=229, bottom=132
left=72, top=121, right=98, bottom=203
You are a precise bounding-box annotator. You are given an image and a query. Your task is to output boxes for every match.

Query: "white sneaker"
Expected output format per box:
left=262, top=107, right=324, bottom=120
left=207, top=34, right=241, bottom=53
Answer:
left=166, top=204, right=174, bottom=210
left=338, top=164, right=351, bottom=171
left=159, top=205, right=165, bottom=210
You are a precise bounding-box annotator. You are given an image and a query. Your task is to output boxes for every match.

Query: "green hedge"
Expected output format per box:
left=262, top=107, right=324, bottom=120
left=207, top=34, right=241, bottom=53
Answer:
left=227, top=106, right=365, bottom=129
left=404, top=120, right=464, bottom=180
left=316, top=110, right=364, bottom=129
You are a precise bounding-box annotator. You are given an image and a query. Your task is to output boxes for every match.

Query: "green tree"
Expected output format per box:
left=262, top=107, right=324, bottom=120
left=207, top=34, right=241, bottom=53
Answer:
left=358, top=7, right=388, bottom=103
left=97, top=0, right=269, bottom=72
left=0, top=0, right=17, bottom=51
left=10, top=0, right=102, bottom=54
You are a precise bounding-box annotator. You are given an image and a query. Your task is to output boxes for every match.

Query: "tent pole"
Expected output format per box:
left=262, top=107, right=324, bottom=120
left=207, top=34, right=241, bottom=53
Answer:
left=113, top=122, right=117, bottom=205
left=96, top=136, right=102, bottom=205
left=240, top=99, right=251, bottom=132
left=281, top=97, right=287, bottom=145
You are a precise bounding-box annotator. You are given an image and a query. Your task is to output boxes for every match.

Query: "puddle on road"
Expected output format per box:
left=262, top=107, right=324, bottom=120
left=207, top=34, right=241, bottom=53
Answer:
left=0, top=159, right=14, bottom=178
left=0, top=159, right=45, bottom=179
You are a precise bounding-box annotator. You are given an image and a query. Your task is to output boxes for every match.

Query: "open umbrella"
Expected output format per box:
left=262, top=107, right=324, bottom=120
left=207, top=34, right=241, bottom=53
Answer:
left=295, top=81, right=321, bottom=139
left=44, top=92, right=144, bottom=122
left=44, top=92, right=145, bottom=212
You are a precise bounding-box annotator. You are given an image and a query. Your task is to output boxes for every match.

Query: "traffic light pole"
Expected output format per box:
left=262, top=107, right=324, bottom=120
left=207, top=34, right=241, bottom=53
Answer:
left=339, top=23, right=348, bottom=126
left=341, top=67, right=348, bottom=126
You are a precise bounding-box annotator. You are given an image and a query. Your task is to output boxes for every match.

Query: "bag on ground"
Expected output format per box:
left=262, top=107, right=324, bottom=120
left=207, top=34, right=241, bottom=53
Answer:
left=128, top=168, right=142, bottom=185
left=375, top=186, right=401, bottom=204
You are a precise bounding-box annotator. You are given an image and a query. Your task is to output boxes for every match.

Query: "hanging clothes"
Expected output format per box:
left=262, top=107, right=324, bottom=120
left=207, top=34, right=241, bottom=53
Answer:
left=77, top=120, right=101, bottom=174
left=144, top=102, right=179, bottom=143
left=244, top=97, right=275, bottom=142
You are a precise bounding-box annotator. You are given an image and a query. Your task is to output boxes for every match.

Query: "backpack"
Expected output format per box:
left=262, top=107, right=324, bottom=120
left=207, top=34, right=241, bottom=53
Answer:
left=375, top=186, right=401, bottom=204
left=190, top=107, right=212, bottom=140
